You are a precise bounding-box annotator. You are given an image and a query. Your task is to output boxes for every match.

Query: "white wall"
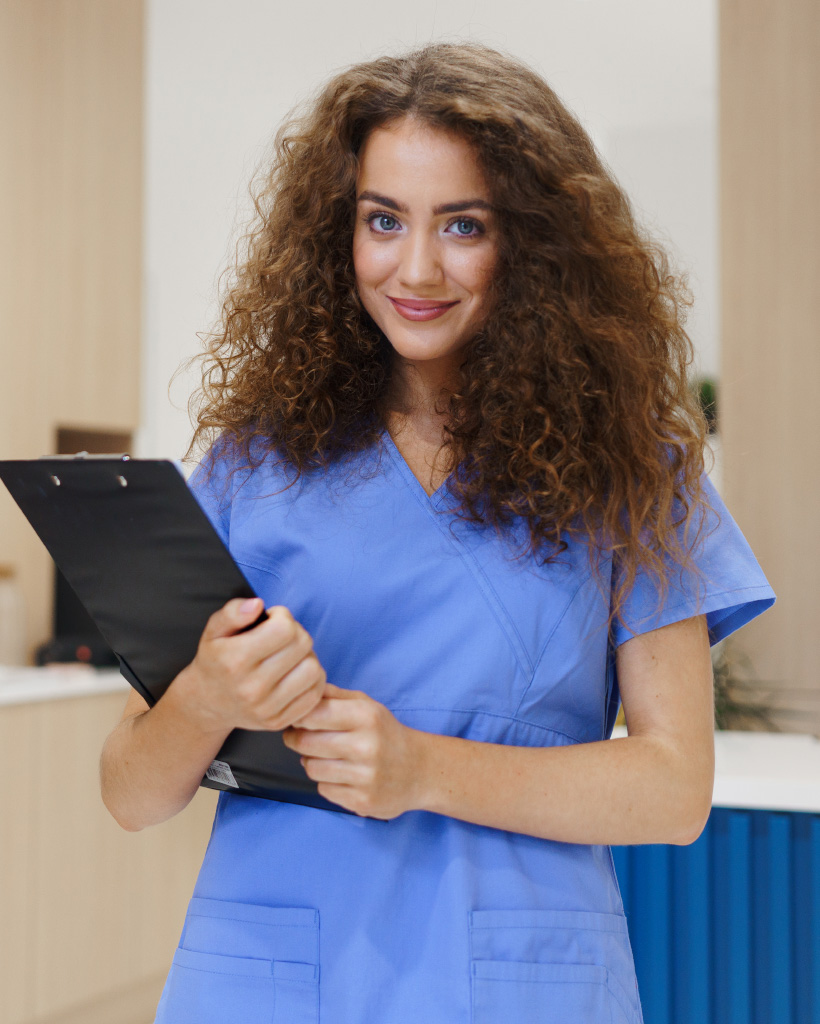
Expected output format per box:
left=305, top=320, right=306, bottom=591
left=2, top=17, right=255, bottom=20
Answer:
left=140, top=0, right=718, bottom=463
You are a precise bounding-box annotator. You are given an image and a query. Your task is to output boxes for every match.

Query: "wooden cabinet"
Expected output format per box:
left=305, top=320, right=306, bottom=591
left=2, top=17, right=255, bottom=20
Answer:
left=0, top=690, right=217, bottom=1024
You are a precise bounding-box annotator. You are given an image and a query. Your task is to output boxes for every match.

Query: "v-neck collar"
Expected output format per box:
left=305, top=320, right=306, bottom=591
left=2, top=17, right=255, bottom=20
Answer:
left=380, top=425, right=453, bottom=509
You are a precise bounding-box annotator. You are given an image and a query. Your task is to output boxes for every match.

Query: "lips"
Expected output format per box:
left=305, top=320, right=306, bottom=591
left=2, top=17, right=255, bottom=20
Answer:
left=388, top=296, right=460, bottom=322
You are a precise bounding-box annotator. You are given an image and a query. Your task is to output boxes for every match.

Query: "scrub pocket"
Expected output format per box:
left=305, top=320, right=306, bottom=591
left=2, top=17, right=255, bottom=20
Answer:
left=469, top=909, right=642, bottom=1024
left=154, top=897, right=319, bottom=1024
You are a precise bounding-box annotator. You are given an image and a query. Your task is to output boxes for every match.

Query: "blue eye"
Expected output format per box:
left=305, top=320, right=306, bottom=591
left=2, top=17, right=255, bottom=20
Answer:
left=448, top=218, right=483, bottom=238
left=366, top=213, right=399, bottom=233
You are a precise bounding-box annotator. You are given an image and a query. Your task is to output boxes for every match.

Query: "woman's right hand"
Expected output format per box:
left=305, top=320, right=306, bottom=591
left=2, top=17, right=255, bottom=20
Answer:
left=178, top=597, right=327, bottom=734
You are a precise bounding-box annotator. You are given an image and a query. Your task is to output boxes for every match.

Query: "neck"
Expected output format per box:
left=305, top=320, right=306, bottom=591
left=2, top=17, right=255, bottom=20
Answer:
left=383, top=354, right=460, bottom=438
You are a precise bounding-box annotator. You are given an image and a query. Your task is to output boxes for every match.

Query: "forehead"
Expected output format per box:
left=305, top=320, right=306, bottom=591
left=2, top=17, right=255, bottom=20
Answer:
left=356, top=118, right=488, bottom=196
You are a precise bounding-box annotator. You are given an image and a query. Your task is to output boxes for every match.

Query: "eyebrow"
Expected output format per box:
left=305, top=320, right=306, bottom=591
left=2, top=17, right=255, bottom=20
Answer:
left=356, top=190, right=492, bottom=216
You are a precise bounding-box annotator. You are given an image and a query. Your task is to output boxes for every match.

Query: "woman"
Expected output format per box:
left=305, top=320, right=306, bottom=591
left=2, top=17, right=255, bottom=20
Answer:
left=101, top=42, right=775, bottom=1024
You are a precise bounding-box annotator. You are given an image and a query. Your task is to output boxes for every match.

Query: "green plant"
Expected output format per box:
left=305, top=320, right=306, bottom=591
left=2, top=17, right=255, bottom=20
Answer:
left=692, top=376, right=718, bottom=434
left=712, top=638, right=778, bottom=730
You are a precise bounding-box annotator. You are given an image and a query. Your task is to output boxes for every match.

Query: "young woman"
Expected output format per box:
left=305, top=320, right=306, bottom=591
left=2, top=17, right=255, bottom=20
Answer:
left=101, top=42, right=775, bottom=1024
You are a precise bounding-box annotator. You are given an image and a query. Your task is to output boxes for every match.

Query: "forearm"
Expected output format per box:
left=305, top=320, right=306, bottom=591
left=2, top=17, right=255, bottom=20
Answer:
left=414, top=731, right=714, bottom=846
left=100, top=670, right=233, bottom=832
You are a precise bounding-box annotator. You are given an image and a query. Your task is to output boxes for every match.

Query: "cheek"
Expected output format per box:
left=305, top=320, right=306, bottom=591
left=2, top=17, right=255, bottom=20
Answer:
left=448, top=247, right=498, bottom=297
left=353, top=238, right=393, bottom=288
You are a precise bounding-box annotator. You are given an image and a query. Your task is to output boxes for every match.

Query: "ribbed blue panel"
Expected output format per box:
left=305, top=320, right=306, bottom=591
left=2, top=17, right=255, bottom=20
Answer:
left=791, top=814, right=820, bottom=1024
left=672, top=828, right=710, bottom=1023
left=631, top=844, right=672, bottom=1023
left=714, top=810, right=752, bottom=1024
left=613, top=808, right=820, bottom=1024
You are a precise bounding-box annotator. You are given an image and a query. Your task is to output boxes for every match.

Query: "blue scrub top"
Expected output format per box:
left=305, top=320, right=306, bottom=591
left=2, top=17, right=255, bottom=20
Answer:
left=154, top=427, right=775, bottom=1024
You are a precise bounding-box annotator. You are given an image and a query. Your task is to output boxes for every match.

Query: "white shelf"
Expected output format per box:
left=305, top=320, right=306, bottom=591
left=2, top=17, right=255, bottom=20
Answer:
left=610, top=724, right=820, bottom=814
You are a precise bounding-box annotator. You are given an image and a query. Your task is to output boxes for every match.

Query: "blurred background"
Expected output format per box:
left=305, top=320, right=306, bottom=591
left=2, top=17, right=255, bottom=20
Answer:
left=0, top=2, right=817, bottom=1022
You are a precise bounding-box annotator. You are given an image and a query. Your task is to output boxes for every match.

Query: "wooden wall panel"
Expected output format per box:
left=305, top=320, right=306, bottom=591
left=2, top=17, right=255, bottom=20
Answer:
left=0, top=0, right=143, bottom=661
left=720, top=0, right=820, bottom=730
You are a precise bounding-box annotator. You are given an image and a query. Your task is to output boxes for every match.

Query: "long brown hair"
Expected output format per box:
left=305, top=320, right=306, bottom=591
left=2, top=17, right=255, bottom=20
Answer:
left=183, top=41, right=715, bottom=639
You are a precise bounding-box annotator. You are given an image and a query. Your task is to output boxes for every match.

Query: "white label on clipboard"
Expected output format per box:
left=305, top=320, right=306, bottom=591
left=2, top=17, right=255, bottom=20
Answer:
left=205, top=759, right=239, bottom=788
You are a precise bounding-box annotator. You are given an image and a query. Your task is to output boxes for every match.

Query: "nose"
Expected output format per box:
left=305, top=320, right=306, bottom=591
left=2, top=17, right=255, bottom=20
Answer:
left=397, top=229, right=444, bottom=289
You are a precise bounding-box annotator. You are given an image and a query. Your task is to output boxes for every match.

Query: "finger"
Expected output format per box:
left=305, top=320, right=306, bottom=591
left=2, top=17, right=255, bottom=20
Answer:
left=315, top=779, right=354, bottom=800
left=262, top=675, right=325, bottom=733
left=321, top=683, right=361, bottom=698
left=250, top=656, right=326, bottom=727
left=232, top=609, right=312, bottom=669
left=260, top=674, right=326, bottom=730
left=201, top=597, right=265, bottom=641
left=257, top=623, right=315, bottom=679
left=300, top=756, right=361, bottom=785
left=315, top=782, right=366, bottom=815
left=287, top=696, right=363, bottom=731
left=286, top=727, right=353, bottom=760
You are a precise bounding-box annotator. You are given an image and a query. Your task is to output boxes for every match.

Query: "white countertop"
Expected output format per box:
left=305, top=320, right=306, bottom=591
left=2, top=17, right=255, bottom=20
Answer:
left=0, top=664, right=128, bottom=705
left=1, top=668, right=818, bottom=814
left=610, top=724, right=820, bottom=814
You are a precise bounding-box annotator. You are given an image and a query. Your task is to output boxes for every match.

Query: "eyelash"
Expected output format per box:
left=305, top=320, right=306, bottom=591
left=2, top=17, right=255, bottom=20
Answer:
left=363, top=211, right=485, bottom=239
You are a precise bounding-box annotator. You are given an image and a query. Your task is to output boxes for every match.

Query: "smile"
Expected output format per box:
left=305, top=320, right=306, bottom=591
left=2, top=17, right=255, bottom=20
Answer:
left=387, top=297, right=460, bottom=321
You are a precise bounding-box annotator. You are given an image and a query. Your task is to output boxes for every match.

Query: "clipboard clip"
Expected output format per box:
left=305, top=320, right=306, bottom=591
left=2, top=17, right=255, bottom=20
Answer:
left=37, top=452, right=131, bottom=461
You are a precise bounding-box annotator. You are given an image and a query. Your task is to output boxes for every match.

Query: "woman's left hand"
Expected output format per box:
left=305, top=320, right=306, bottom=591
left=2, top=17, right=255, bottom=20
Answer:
left=281, top=683, right=425, bottom=820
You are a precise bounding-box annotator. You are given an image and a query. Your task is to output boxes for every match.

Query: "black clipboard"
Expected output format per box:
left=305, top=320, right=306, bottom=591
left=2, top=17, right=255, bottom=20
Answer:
left=0, top=454, right=354, bottom=815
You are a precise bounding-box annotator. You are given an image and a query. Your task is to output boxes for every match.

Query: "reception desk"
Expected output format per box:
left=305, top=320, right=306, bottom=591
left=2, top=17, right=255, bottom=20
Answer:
left=0, top=666, right=218, bottom=1024
left=1, top=671, right=818, bottom=1024
left=609, top=725, right=820, bottom=1024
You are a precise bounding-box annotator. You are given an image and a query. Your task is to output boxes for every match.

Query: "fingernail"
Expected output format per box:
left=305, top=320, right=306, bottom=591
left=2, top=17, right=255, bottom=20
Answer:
left=240, top=598, right=261, bottom=614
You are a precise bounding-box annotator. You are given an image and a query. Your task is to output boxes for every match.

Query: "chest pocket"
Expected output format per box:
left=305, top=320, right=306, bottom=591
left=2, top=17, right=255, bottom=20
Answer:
left=154, top=898, right=319, bottom=1024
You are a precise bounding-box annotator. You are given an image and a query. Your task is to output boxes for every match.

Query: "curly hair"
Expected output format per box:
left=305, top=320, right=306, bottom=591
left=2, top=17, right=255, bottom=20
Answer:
left=183, top=40, right=715, bottom=641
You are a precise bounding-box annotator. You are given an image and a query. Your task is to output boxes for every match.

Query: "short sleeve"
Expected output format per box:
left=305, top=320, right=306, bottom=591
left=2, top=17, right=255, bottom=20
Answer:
left=611, top=472, right=776, bottom=649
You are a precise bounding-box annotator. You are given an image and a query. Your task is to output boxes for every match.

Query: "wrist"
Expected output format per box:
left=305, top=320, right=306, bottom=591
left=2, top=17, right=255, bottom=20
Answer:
left=166, top=665, right=233, bottom=741
left=411, top=728, right=448, bottom=814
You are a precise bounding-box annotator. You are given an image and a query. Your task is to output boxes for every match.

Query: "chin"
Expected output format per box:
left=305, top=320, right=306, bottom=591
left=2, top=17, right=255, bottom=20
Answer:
left=386, top=332, right=467, bottom=361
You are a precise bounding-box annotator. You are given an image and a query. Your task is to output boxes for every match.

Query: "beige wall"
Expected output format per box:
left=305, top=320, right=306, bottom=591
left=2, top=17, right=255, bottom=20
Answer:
left=0, top=0, right=143, bottom=660
left=720, top=0, right=820, bottom=730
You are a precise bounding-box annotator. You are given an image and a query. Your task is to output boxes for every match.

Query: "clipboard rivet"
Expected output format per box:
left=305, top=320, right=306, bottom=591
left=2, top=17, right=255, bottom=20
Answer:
left=116, top=475, right=128, bottom=487
left=50, top=475, right=61, bottom=487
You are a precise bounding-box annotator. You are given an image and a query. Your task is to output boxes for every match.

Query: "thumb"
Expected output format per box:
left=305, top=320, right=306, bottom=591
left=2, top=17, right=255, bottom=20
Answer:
left=202, top=596, right=264, bottom=641
left=322, top=682, right=358, bottom=698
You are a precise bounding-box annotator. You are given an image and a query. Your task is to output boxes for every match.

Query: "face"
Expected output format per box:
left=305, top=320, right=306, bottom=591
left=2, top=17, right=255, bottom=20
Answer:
left=353, top=117, right=499, bottom=382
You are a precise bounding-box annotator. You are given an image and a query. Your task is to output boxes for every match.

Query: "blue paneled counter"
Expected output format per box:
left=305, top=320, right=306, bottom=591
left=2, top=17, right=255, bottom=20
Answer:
left=610, top=727, right=820, bottom=1024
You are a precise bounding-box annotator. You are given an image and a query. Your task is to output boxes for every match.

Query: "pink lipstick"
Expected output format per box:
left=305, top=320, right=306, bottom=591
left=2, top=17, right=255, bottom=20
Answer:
left=388, top=297, right=460, bottom=322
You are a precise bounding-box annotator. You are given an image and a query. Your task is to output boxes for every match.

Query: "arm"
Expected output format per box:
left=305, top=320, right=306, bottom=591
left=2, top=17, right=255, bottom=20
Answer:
left=285, top=613, right=715, bottom=846
left=100, top=598, right=327, bottom=832
left=100, top=676, right=234, bottom=832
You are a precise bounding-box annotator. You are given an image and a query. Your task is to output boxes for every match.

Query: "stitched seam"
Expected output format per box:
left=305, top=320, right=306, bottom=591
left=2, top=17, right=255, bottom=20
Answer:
left=531, top=570, right=595, bottom=673
left=613, top=583, right=775, bottom=643
left=512, top=570, right=595, bottom=720
left=175, top=963, right=273, bottom=980
left=234, top=557, right=285, bottom=581
left=382, top=439, right=535, bottom=677
left=642, top=583, right=774, bottom=616
left=187, top=913, right=315, bottom=928
left=470, top=921, right=627, bottom=934
left=453, top=539, right=534, bottom=674
left=607, top=970, right=642, bottom=1024
left=388, top=706, right=585, bottom=746
left=470, top=977, right=607, bottom=984
left=382, top=439, right=439, bottom=514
